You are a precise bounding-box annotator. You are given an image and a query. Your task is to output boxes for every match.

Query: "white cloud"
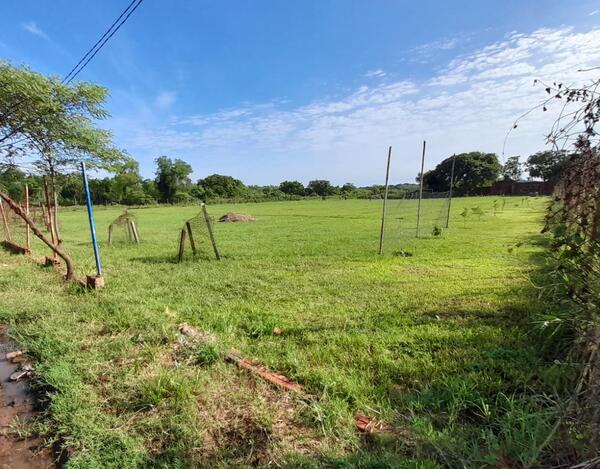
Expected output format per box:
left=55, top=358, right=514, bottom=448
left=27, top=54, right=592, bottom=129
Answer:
left=112, top=27, right=600, bottom=184
left=590, top=9, right=599, bottom=16
left=22, top=21, right=49, bottom=41
left=154, top=91, right=176, bottom=110
left=415, top=37, right=459, bottom=53
left=364, top=69, right=386, bottom=78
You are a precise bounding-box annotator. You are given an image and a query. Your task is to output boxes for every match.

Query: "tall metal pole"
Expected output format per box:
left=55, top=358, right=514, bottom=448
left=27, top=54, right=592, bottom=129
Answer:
left=416, top=140, right=426, bottom=238
left=378, top=146, right=392, bottom=255
left=81, top=162, right=102, bottom=277
left=445, top=153, right=457, bottom=229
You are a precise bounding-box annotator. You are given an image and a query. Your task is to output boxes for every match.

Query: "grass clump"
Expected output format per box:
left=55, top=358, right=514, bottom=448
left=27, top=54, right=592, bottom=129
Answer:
left=193, top=342, right=220, bottom=366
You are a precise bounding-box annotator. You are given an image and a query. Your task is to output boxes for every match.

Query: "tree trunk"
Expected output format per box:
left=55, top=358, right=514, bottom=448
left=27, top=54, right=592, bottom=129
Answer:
left=0, top=191, right=74, bottom=280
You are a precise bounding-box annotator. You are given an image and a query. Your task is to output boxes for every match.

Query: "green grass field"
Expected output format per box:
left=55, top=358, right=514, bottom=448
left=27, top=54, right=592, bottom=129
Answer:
left=0, top=196, right=567, bottom=467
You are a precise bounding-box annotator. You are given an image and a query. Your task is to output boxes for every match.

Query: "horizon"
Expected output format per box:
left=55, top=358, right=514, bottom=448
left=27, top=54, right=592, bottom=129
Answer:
left=1, top=1, right=600, bottom=185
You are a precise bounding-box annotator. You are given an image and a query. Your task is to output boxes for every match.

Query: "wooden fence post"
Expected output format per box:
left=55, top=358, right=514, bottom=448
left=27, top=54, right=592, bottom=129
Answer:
left=0, top=199, right=11, bottom=241
left=378, top=146, right=392, bottom=255
left=177, top=229, right=187, bottom=262
left=416, top=140, right=426, bottom=238
left=202, top=203, right=221, bottom=260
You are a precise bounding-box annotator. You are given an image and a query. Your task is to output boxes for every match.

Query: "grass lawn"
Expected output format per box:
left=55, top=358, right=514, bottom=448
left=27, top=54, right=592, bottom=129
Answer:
left=0, top=196, right=567, bottom=467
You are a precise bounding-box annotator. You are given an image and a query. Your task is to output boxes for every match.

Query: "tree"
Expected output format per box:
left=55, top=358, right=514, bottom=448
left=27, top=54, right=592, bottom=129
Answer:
left=0, top=165, right=27, bottom=200
left=306, top=179, right=335, bottom=196
left=109, top=160, right=142, bottom=204
left=197, top=174, right=245, bottom=199
left=422, top=152, right=502, bottom=195
left=526, top=150, right=571, bottom=181
left=0, top=62, right=128, bottom=279
left=279, top=180, right=305, bottom=196
left=502, top=156, right=522, bottom=181
left=341, top=183, right=356, bottom=193
left=154, top=156, right=193, bottom=203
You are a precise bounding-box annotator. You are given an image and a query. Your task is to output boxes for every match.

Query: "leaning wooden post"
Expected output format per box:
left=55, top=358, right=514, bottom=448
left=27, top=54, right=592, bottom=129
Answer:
left=202, top=203, right=221, bottom=260
left=185, top=221, right=196, bottom=255
left=25, top=184, right=31, bottom=250
left=130, top=220, right=140, bottom=244
left=81, top=162, right=104, bottom=288
left=43, top=177, right=57, bottom=260
left=378, top=146, right=392, bottom=255
left=53, top=189, right=61, bottom=244
left=177, top=229, right=187, bottom=262
left=445, top=153, right=457, bottom=229
left=416, top=140, right=426, bottom=238
left=0, top=199, right=11, bottom=241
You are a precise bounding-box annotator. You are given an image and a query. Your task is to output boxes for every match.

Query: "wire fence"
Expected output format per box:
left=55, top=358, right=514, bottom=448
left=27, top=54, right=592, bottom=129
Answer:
left=178, top=205, right=220, bottom=261
left=382, top=191, right=450, bottom=254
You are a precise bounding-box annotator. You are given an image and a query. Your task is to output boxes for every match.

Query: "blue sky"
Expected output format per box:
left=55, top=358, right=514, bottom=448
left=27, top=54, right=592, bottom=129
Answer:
left=2, top=1, right=600, bottom=185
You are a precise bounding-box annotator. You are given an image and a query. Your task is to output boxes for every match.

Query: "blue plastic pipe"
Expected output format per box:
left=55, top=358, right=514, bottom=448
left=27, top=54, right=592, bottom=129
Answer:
left=81, top=162, right=102, bottom=276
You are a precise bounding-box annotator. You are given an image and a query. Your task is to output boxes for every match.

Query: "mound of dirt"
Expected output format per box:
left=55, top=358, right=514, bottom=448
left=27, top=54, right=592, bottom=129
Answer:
left=218, top=213, right=256, bottom=223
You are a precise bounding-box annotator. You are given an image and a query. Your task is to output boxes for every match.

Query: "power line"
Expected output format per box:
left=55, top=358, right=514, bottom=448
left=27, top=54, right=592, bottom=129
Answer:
left=62, top=0, right=141, bottom=84
left=63, top=0, right=145, bottom=85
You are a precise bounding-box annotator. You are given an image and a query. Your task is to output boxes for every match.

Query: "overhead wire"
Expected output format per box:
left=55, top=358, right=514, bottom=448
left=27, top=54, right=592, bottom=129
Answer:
left=63, top=0, right=145, bottom=84
left=62, top=0, right=141, bottom=84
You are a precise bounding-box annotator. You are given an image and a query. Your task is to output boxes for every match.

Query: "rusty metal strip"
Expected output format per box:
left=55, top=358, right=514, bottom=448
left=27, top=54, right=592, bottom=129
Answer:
left=225, top=352, right=304, bottom=394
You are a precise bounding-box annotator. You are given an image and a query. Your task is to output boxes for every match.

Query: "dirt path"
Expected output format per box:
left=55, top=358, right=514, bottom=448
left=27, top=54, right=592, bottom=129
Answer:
left=0, top=325, right=54, bottom=468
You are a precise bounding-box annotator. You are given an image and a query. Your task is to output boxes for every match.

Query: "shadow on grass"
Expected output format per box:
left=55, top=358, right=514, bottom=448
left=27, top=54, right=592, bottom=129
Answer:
left=129, top=255, right=180, bottom=265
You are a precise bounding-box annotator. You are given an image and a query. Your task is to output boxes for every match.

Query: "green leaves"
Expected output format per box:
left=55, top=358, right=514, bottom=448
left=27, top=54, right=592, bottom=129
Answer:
left=0, top=61, right=127, bottom=174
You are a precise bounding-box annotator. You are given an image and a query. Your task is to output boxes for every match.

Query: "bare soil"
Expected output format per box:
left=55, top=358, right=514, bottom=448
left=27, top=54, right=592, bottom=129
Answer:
left=0, top=325, right=54, bottom=468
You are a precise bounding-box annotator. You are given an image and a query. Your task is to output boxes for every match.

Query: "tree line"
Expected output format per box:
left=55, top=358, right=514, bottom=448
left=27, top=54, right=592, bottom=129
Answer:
left=0, top=157, right=421, bottom=206
left=0, top=149, right=574, bottom=206
left=0, top=61, right=574, bottom=210
left=420, top=150, right=575, bottom=195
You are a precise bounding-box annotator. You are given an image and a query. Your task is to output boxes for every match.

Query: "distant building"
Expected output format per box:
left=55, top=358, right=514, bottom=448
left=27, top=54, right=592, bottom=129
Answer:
left=489, top=180, right=555, bottom=196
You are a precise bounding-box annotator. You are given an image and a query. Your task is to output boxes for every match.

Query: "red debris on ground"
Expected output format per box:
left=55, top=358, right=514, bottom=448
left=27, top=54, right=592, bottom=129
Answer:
left=225, top=352, right=304, bottom=394
left=355, top=415, right=393, bottom=434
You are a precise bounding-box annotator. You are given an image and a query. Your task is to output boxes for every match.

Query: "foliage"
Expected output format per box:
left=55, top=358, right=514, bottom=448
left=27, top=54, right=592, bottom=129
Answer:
left=340, top=183, right=356, bottom=193
left=526, top=150, right=572, bottom=182
left=279, top=180, right=305, bottom=196
left=502, top=156, right=522, bottom=181
left=0, top=61, right=127, bottom=174
left=198, top=173, right=246, bottom=199
left=422, top=152, right=502, bottom=195
left=154, top=156, right=193, bottom=203
left=532, top=75, right=600, bottom=459
left=306, top=179, right=336, bottom=196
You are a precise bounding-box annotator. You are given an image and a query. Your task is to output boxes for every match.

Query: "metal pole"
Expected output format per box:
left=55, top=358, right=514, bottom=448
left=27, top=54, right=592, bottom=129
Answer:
left=81, top=162, right=102, bottom=277
left=378, top=146, right=392, bottom=255
left=416, top=140, right=426, bottom=238
left=445, top=153, right=457, bottom=229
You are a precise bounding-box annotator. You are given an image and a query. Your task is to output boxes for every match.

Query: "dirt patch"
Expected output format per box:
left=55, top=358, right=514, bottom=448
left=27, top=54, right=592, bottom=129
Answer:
left=196, top=370, right=324, bottom=466
left=0, top=325, right=54, bottom=468
left=218, top=213, right=256, bottom=223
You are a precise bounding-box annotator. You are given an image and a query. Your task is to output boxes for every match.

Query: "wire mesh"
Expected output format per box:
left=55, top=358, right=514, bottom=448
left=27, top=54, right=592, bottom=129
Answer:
left=1, top=200, right=52, bottom=254
left=108, top=211, right=139, bottom=244
left=179, top=210, right=218, bottom=261
left=382, top=191, right=450, bottom=254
